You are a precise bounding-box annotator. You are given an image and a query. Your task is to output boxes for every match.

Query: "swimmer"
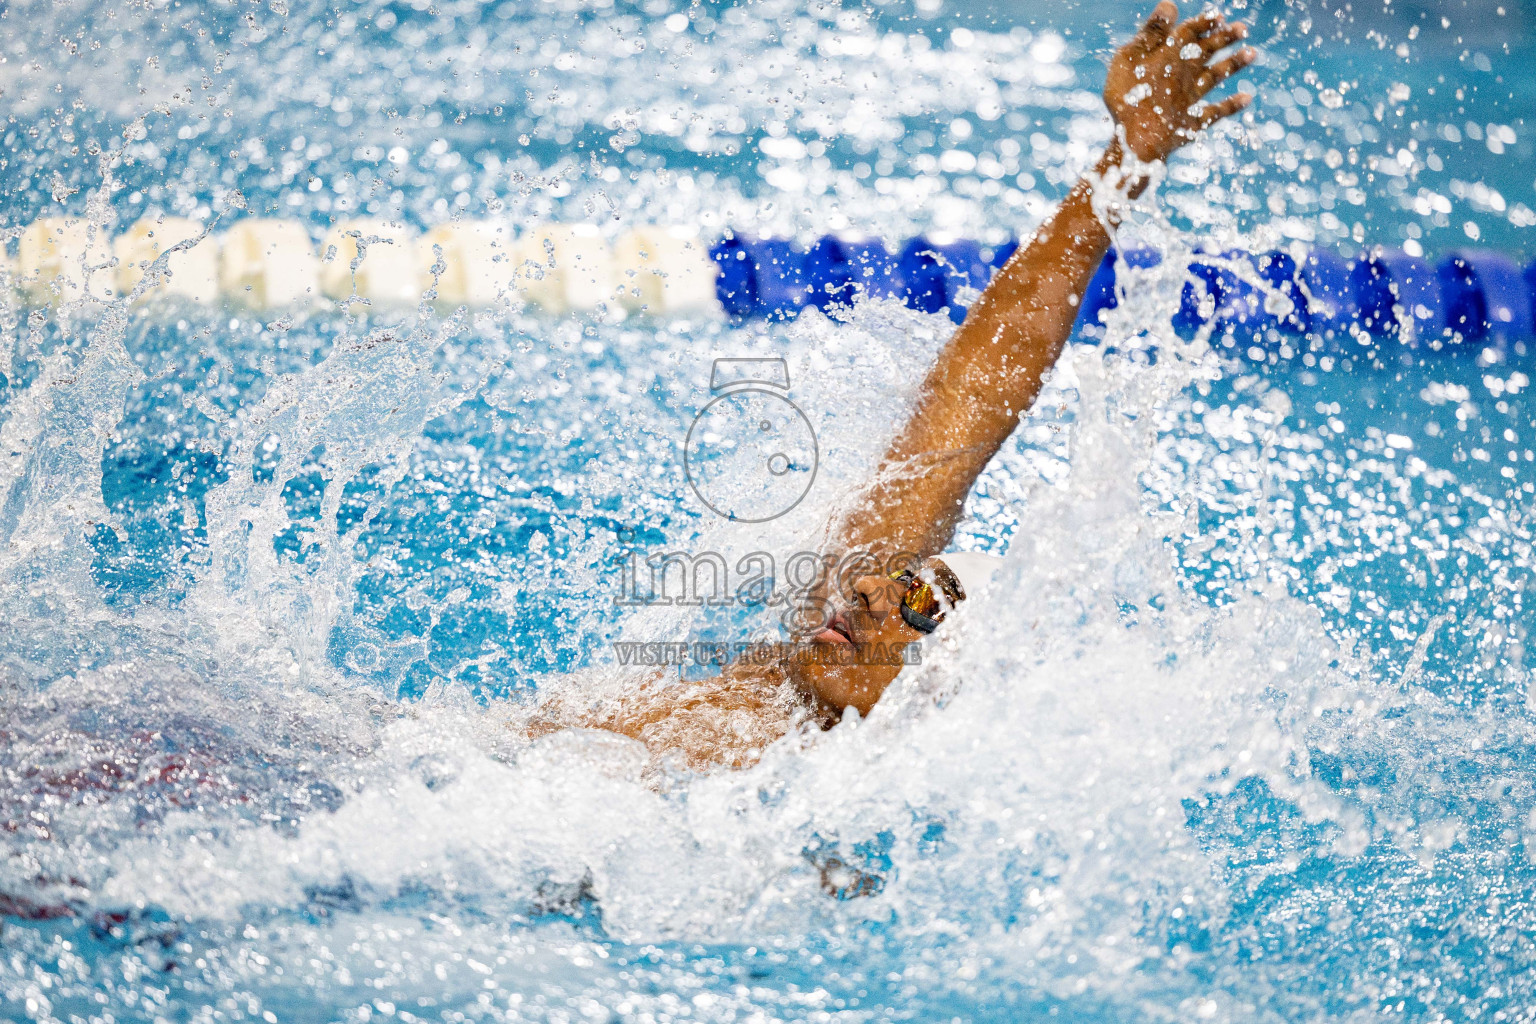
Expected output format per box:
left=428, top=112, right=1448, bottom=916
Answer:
left=526, top=1, right=1256, bottom=770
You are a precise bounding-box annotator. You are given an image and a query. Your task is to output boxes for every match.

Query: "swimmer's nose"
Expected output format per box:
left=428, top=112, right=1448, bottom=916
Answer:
left=851, top=574, right=901, bottom=622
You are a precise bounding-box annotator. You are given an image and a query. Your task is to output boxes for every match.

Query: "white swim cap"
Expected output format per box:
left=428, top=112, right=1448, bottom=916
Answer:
left=935, top=551, right=1004, bottom=600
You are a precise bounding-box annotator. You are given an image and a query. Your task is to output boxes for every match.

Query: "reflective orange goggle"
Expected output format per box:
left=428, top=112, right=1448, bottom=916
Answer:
left=888, top=568, right=961, bottom=634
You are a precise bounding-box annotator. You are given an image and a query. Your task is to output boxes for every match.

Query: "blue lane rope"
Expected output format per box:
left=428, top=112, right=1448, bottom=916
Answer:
left=711, top=234, right=1017, bottom=325
left=711, top=235, right=1536, bottom=350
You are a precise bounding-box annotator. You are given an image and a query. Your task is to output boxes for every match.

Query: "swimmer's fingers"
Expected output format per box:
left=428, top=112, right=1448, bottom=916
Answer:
left=1172, top=9, right=1224, bottom=47
left=1137, top=0, right=1179, bottom=49
left=1195, top=91, right=1253, bottom=130
left=1199, top=46, right=1258, bottom=92
left=1198, top=21, right=1249, bottom=56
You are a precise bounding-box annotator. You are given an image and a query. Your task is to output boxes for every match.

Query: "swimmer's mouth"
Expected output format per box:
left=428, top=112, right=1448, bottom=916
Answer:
left=812, top=611, right=856, bottom=646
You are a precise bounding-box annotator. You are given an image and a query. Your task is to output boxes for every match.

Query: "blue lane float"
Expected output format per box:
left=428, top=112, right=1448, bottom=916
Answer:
left=1173, top=250, right=1310, bottom=343
left=1298, top=249, right=1357, bottom=338
left=894, top=237, right=963, bottom=317
left=712, top=234, right=1536, bottom=353
left=709, top=236, right=814, bottom=319
left=754, top=239, right=812, bottom=318
left=1438, top=250, right=1533, bottom=348
left=1528, top=261, right=1536, bottom=335
left=709, top=236, right=759, bottom=318
left=718, top=234, right=1019, bottom=324
left=1352, top=250, right=1444, bottom=341
left=1239, top=251, right=1311, bottom=338
left=890, top=236, right=1001, bottom=321
left=801, top=237, right=857, bottom=312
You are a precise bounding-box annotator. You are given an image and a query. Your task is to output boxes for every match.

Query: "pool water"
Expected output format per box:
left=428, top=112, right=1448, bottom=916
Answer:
left=4, top=0, right=1536, bottom=1021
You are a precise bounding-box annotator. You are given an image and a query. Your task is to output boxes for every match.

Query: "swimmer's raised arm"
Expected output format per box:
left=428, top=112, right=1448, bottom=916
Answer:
left=836, top=1, right=1255, bottom=562
left=522, top=3, right=1259, bottom=765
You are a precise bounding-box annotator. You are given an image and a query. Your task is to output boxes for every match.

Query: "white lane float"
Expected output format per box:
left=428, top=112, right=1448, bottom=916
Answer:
left=17, top=218, right=117, bottom=304
left=613, top=226, right=719, bottom=315
left=515, top=223, right=620, bottom=314
left=417, top=222, right=518, bottom=307
left=319, top=219, right=421, bottom=307
left=220, top=219, right=322, bottom=308
left=10, top=216, right=726, bottom=317
left=114, top=217, right=219, bottom=303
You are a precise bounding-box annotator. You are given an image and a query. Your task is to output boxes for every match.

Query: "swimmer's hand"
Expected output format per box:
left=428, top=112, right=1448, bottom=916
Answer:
left=1104, top=1, right=1256, bottom=164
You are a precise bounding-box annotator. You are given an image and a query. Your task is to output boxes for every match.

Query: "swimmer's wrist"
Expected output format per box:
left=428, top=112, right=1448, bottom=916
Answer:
left=1093, top=138, right=1128, bottom=176
left=1087, top=139, right=1152, bottom=212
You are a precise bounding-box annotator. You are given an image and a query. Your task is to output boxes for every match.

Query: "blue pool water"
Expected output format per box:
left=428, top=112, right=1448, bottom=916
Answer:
left=4, top=0, right=1536, bottom=1021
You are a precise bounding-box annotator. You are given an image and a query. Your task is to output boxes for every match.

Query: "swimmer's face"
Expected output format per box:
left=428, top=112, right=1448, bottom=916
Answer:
left=793, top=556, right=958, bottom=717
